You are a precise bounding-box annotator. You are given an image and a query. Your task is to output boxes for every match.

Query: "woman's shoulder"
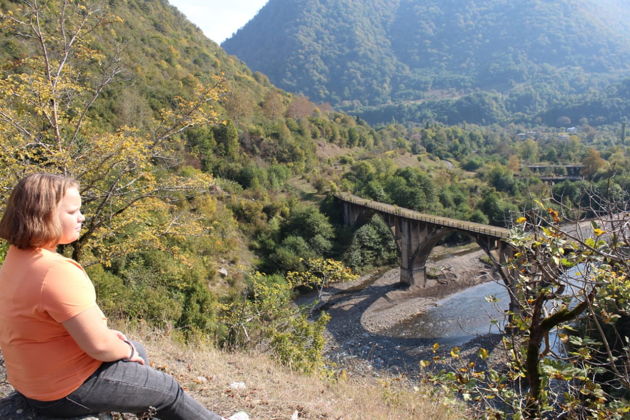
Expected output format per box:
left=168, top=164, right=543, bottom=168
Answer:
left=40, top=248, right=82, bottom=266
left=3, top=246, right=81, bottom=272
left=39, top=249, right=85, bottom=276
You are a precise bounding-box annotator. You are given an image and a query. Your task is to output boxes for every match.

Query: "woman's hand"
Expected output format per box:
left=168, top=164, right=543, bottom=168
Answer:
left=114, top=331, right=145, bottom=364
left=122, top=340, right=146, bottom=365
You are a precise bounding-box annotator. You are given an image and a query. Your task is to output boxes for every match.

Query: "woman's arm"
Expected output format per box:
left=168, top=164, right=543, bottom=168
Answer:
left=62, top=306, right=145, bottom=364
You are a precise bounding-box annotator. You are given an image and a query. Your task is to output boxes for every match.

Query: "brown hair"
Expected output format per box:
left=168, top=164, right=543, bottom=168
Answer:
left=0, top=173, right=78, bottom=249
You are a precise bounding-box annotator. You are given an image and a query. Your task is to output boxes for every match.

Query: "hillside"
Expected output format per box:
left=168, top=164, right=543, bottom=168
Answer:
left=223, top=0, right=630, bottom=125
left=0, top=0, right=276, bottom=130
left=0, top=323, right=463, bottom=420
left=0, top=0, right=399, bottom=359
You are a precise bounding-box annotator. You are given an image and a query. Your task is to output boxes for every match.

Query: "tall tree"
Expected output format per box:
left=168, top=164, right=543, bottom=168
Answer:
left=0, top=0, right=224, bottom=263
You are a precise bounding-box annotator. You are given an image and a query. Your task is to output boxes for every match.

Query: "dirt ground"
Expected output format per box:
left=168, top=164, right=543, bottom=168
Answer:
left=1, top=330, right=464, bottom=420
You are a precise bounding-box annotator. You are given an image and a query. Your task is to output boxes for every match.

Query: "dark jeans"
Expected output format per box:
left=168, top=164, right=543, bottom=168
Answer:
left=25, top=341, right=222, bottom=420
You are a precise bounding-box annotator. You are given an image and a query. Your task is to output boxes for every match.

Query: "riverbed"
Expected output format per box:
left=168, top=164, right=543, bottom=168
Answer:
left=315, top=248, right=510, bottom=377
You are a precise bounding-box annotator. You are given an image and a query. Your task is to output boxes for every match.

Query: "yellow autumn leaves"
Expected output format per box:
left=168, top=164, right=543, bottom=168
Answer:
left=0, top=1, right=224, bottom=264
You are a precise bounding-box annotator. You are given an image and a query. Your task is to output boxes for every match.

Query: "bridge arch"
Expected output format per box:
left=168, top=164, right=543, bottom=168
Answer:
left=336, top=193, right=513, bottom=288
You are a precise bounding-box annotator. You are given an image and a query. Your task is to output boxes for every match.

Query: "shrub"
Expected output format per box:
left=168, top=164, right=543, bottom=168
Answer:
left=220, top=273, right=330, bottom=373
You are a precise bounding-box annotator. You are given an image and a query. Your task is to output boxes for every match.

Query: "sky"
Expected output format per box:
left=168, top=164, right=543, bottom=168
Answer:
left=168, top=0, right=268, bottom=45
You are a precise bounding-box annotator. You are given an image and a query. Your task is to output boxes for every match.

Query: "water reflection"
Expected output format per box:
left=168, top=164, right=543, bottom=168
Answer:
left=386, top=281, right=509, bottom=346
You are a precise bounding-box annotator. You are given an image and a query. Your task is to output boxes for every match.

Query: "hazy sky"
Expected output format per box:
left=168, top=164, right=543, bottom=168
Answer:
left=168, top=0, right=268, bottom=45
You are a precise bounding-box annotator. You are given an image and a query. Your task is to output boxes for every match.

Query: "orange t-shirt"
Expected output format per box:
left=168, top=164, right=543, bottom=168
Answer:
left=0, top=246, right=103, bottom=401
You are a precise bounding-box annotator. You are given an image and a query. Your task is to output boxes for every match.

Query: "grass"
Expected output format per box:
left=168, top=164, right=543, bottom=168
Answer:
left=122, top=324, right=465, bottom=419
left=1, top=321, right=466, bottom=419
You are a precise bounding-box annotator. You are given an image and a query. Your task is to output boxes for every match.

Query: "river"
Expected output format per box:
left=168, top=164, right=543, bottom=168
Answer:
left=385, top=280, right=508, bottom=347
left=318, top=250, right=510, bottom=376
left=320, top=250, right=575, bottom=376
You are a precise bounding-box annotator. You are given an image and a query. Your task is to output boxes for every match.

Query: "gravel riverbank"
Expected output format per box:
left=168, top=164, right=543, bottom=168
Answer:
left=311, top=247, right=509, bottom=378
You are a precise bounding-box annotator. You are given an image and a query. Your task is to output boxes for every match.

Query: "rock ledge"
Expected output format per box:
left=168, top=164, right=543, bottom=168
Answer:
left=0, top=392, right=113, bottom=420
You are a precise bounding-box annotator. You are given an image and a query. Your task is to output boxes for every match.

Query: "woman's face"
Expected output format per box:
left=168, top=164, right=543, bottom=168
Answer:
left=56, top=187, right=85, bottom=245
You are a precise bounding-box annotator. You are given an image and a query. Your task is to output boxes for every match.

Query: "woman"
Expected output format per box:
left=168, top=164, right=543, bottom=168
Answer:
left=0, top=173, right=246, bottom=420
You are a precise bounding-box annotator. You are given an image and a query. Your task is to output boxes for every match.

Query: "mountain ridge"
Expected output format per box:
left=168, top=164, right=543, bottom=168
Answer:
left=223, top=0, right=630, bottom=125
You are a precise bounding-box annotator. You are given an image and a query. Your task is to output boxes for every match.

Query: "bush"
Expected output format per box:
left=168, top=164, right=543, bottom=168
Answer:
left=220, top=273, right=330, bottom=373
left=89, top=248, right=221, bottom=340
left=343, top=216, right=398, bottom=271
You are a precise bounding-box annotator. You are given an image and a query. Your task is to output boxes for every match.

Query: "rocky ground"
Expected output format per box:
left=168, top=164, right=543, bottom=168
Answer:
left=310, top=247, right=508, bottom=379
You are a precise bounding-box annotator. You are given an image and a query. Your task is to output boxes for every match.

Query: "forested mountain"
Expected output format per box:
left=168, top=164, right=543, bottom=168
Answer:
left=223, top=0, right=630, bottom=125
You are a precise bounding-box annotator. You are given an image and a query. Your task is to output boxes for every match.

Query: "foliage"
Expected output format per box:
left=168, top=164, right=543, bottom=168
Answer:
left=221, top=258, right=356, bottom=372
left=0, top=0, right=267, bottom=350
left=425, top=199, right=629, bottom=418
left=0, top=2, right=626, bottom=389
left=219, top=272, right=330, bottom=373
left=0, top=0, right=221, bottom=264
left=478, top=191, right=519, bottom=227
left=385, top=167, right=436, bottom=212
left=88, top=247, right=221, bottom=340
left=258, top=203, right=336, bottom=273
left=581, top=148, right=609, bottom=179
left=344, top=162, right=439, bottom=212
left=224, top=0, right=630, bottom=126
left=343, top=215, right=398, bottom=271
left=287, top=257, right=358, bottom=300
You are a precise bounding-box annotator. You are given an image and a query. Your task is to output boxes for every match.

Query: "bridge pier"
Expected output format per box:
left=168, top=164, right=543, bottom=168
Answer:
left=342, top=201, right=372, bottom=226
left=387, top=216, right=450, bottom=287
left=337, top=193, right=511, bottom=290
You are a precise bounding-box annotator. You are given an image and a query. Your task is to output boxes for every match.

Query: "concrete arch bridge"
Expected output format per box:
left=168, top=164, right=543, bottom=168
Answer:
left=335, top=192, right=513, bottom=288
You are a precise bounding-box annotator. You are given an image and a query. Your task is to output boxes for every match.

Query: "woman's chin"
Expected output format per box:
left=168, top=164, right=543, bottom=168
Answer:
left=58, top=236, right=79, bottom=246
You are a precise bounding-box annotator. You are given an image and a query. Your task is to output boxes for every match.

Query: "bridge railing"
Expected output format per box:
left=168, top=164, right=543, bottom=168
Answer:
left=336, top=192, right=510, bottom=239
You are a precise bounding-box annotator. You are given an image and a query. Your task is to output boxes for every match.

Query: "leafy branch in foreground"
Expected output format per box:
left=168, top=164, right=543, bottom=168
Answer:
left=423, top=197, right=629, bottom=419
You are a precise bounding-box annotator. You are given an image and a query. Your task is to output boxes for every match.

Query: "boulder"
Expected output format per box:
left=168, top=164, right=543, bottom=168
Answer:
left=0, top=393, right=113, bottom=420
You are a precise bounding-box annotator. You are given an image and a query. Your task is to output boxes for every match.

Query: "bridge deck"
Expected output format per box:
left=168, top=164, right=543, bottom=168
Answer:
left=336, top=192, right=510, bottom=239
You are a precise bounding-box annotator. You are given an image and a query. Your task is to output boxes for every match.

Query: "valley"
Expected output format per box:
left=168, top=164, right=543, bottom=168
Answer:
left=0, top=0, right=627, bottom=417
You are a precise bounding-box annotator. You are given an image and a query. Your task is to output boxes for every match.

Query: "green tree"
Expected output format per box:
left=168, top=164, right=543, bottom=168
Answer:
left=478, top=191, right=518, bottom=226
left=343, top=216, right=397, bottom=271
left=287, top=257, right=357, bottom=300
left=581, top=148, right=608, bottom=179
left=0, top=0, right=223, bottom=263
left=427, top=200, right=629, bottom=419
left=486, top=164, right=518, bottom=194
left=214, top=120, right=240, bottom=161
left=385, top=168, right=436, bottom=211
left=280, top=205, right=335, bottom=255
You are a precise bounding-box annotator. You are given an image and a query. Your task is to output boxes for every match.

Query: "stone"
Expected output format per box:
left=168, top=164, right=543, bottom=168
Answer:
left=229, top=382, right=246, bottom=390
left=218, top=268, right=229, bottom=277
left=0, top=392, right=114, bottom=420
left=227, top=412, right=249, bottom=420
